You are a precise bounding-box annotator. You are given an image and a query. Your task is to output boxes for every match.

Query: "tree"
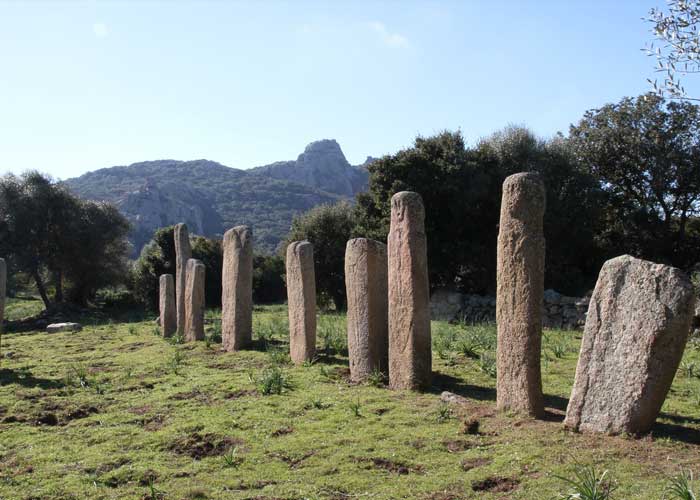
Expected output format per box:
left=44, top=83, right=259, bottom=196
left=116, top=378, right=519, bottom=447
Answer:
left=253, top=255, right=286, bottom=304
left=284, top=201, right=357, bottom=310
left=569, top=94, right=700, bottom=270
left=646, top=0, right=700, bottom=101
left=357, top=129, right=607, bottom=296
left=0, top=171, right=131, bottom=309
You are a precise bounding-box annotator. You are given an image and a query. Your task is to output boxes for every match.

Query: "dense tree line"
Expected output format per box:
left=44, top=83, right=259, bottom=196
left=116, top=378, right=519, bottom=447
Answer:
left=293, top=94, right=700, bottom=307
left=0, top=171, right=131, bottom=309
left=131, top=226, right=286, bottom=311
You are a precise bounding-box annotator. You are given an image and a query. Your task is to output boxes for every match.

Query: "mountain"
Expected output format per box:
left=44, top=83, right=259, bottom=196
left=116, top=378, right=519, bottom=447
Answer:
left=251, top=139, right=369, bottom=197
left=64, top=140, right=368, bottom=255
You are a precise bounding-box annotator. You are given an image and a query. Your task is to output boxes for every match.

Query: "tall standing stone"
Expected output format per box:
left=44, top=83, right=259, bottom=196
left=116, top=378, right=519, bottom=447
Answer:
left=345, top=238, right=388, bottom=382
left=222, top=225, right=254, bottom=351
left=564, top=255, right=694, bottom=435
left=159, top=274, right=177, bottom=338
left=388, top=191, right=431, bottom=390
left=286, top=241, right=316, bottom=364
left=174, top=223, right=192, bottom=335
left=184, top=259, right=205, bottom=342
left=496, top=172, right=546, bottom=418
left=0, top=258, right=6, bottom=333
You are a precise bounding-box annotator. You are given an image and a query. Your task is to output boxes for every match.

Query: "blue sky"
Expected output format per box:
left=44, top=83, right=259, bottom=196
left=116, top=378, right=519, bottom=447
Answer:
left=0, top=1, right=689, bottom=179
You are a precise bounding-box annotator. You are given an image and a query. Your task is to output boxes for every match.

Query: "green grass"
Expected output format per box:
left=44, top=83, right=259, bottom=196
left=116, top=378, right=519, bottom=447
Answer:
left=0, top=306, right=699, bottom=499
left=3, top=296, right=45, bottom=322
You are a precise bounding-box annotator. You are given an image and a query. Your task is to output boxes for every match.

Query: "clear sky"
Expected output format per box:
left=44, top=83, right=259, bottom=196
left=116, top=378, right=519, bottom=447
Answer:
left=0, top=0, right=690, bottom=179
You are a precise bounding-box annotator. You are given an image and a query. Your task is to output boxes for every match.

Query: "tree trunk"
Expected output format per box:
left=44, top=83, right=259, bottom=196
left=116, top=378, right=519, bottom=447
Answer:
left=54, top=270, right=63, bottom=303
left=32, top=269, right=51, bottom=310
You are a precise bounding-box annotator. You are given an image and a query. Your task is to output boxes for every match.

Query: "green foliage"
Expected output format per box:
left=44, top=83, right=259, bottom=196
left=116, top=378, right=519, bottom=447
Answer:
left=252, top=254, right=286, bottom=303
left=555, top=464, right=617, bottom=500
left=284, top=201, right=357, bottom=310
left=569, top=94, right=700, bottom=272
left=131, top=227, right=286, bottom=311
left=646, top=1, right=700, bottom=100
left=356, top=129, right=604, bottom=296
left=0, top=171, right=131, bottom=308
left=664, top=470, right=697, bottom=500
left=257, top=366, right=292, bottom=395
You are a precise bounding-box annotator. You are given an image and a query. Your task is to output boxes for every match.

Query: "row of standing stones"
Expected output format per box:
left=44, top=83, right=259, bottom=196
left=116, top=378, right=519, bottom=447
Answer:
left=158, top=172, right=696, bottom=437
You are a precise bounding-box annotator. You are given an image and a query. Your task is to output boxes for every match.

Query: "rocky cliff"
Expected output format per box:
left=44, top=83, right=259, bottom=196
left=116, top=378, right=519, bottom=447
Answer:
left=251, top=139, right=370, bottom=197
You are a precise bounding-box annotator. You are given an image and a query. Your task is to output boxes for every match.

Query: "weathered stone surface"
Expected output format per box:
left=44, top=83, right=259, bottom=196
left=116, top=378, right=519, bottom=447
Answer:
left=564, top=255, right=694, bottom=435
left=286, top=241, right=316, bottom=364
left=46, top=323, right=82, bottom=334
left=184, top=259, right=205, bottom=342
left=174, top=223, right=192, bottom=335
left=345, top=238, right=388, bottom=382
left=222, top=226, right=253, bottom=351
left=496, top=172, right=546, bottom=418
left=388, top=191, right=431, bottom=390
left=159, top=274, right=177, bottom=338
left=0, top=258, right=5, bottom=331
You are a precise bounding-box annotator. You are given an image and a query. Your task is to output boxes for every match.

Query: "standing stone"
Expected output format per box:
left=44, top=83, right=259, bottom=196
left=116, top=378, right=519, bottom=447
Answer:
left=184, top=259, right=205, bottom=342
left=174, top=223, right=192, bottom=335
left=496, top=172, right=546, bottom=418
left=345, top=238, right=388, bottom=382
left=159, top=274, right=177, bottom=338
left=388, top=191, right=431, bottom=390
left=222, top=226, right=254, bottom=351
left=0, top=258, right=5, bottom=333
left=564, top=255, right=694, bottom=435
left=286, top=241, right=316, bottom=364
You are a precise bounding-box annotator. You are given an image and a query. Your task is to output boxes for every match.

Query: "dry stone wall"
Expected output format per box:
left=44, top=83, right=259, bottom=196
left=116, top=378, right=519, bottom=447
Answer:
left=430, top=288, right=589, bottom=330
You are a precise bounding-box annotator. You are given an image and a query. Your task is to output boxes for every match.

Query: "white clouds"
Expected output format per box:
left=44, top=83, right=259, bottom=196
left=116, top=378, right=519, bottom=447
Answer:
left=93, top=22, right=109, bottom=38
left=367, top=21, right=408, bottom=48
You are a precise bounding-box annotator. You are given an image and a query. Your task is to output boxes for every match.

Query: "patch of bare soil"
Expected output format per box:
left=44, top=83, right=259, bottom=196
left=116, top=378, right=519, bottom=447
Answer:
left=460, top=457, right=492, bottom=471
left=168, top=433, right=243, bottom=460
left=271, top=426, right=294, bottom=437
left=225, top=389, right=258, bottom=400
left=355, top=457, right=424, bottom=475
left=268, top=450, right=315, bottom=469
left=232, top=480, right=277, bottom=491
left=422, top=489, right=467, bottom=500
left=471, top=476, right=520, bottom=493
left=169, top=388, right=212, bottom=404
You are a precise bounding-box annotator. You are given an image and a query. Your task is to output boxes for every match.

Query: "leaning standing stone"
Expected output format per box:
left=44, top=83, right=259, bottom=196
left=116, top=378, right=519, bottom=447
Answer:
left=159, top=274, right=177, bottom=338
left=496, top=172, right=546, bottom=418
left=564, top=255, right=694, bottom=435
left=286, top=241, right=316, bottom=364
left=0, top=258, right=6, bottom=332
left=174, top=223, right=192, bottom=335
left=345, top=238, right=388, bottom=382
left=222, top=226, right=254, bottom=351
left=388, top=191, right=431, bottom=390
left=184, top=258, right=205, bottom=342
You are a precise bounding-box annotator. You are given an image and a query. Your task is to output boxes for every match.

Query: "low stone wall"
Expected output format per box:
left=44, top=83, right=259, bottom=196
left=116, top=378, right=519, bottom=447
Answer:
left=430, top=288, right=589, bottom=330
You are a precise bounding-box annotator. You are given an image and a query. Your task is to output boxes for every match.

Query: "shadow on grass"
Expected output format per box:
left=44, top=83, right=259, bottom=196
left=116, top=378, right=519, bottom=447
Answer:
left=0, top=367, right=65, bottom=389
left=651, top=422, right=700, bottom=445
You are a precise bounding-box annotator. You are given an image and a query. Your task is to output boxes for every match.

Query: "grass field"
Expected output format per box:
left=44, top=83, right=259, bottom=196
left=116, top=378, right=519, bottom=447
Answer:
left=0, top=302, right=699, bottom=499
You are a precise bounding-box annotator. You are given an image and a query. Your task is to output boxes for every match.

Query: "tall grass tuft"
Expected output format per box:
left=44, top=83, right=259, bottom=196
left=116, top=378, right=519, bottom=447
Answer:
left=665, top=470, right=697, bottom=500
left=555, top=464, right=617, bottom=500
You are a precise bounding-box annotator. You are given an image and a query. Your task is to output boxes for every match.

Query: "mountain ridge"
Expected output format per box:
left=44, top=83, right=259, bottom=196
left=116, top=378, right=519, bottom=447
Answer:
left=65, top=141, right=371, bottom=255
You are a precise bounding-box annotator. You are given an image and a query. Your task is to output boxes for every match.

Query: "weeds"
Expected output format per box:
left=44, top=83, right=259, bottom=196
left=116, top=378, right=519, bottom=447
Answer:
left=664, top=470, right=697, bottom=500
left=168, top=349, right=185, bottom=375
left=349, top=398, right=362, bottom=417
left=257, top=367, right=292, bottom=395
left=436, top=403, right=453, bottom=423
left=555, top=464, right=617, bottom=500
left=222, top=447, right=243, bottom=468
left=366, top=369, right=386, bottom=387
left=479, top=351, right=497, bottom=378
left=268, top=348, right=291, bottom=365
